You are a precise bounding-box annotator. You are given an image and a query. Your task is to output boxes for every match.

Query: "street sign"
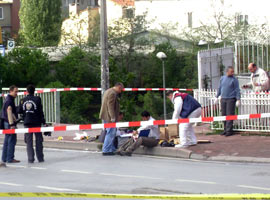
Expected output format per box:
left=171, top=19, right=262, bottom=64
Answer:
left=7, top=40, right=15, bottom=50
left=0, top=45, right=5, bottom=56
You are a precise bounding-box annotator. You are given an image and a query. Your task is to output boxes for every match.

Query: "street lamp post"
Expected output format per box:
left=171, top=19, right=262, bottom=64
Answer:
left=156, top=52, right=167, bottom=120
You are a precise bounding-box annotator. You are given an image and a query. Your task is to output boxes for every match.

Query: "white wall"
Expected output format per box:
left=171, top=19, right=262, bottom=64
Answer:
left=134, top=0, right=270, bottom=33
left=107, top=0, right=123, bottom=24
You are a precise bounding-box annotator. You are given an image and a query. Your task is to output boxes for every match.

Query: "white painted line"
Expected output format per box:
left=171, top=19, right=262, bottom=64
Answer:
left=36, top=186, right=79, bottom=192
left=61, top=169, right=92, bottom=174
left=238, top=185, right=270, bottom=191
left=175, top=179, right=216, bottom=185
left=0, top=182, right=23, bottom=187
left=43, top=148, right=101, bottom=154
left=7, top=165, right=26, bottom=168
left=100, top=172, right=162, bottom=180
left=30, top=167, right=47, bottom=170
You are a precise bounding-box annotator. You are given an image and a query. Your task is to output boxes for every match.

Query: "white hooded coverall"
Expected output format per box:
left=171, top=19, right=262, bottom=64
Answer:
left=172, top=92, right=202, bottom=147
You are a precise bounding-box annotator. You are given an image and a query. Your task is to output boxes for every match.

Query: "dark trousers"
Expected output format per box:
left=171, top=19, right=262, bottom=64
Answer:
left=119, top=137, right=159, bottom=154
left=1, top=122, right=17, bottom=163
left=24, top=125, right=44, bottom=162
left=221, top=98, right=236, bottom=134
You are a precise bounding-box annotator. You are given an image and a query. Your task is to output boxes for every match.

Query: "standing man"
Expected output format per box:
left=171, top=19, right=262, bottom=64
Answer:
left=99, top=82, right=124, bottom=156
left=167, top=91, right=201, bottom=148
left=18, top=85, right=46, bottom=163
left=242, top=63, right=269, bottom=92
left=216, top=66, right=241, bottom=137
left=117, top=111, right=160, bottom=156
left=1, top=85, right=20, bottom=166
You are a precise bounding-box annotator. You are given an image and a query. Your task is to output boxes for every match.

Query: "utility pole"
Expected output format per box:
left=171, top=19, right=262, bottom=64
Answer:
left=100, top=0, right=110, bottom=97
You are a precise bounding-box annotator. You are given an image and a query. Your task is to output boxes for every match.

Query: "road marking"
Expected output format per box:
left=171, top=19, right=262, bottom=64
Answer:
left=36, top=186, right=79, bottom=192
left=238, top=185, right=270, bottom=191
left=0, top=182, right=23, bottom=187
left=175, top=179, right=216, bottom=184
left=30, top=167, right=47, bottom=170
left=44, top=148, right=101, bottom=154
left=61, top=169, right=92, bottom=174
left=6, top=165, right=26, bottom=168
left=100, top=172, right=162, bottom=180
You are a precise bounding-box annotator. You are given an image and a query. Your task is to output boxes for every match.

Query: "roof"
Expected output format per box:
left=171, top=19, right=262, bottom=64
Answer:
left=111, top=0, right=134, bottom=6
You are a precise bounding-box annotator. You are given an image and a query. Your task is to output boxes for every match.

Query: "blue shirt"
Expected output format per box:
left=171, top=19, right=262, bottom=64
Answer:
left=217, top=75, right=240, bottom=100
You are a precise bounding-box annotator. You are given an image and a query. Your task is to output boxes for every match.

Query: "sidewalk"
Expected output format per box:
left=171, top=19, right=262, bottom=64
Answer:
left=1, top=123, right=270, bottom=163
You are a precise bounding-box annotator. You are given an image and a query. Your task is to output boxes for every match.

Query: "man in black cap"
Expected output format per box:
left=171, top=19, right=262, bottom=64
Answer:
left=19, top=85, right=47, bottom=163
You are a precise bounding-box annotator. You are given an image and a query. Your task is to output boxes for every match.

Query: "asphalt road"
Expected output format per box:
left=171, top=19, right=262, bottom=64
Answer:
left=0, top=146, right=270, bottom=198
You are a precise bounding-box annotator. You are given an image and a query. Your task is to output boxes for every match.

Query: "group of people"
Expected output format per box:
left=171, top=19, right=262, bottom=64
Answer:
left=1, top=62, right=267, bottom=162
left=216, top=63, right=269, bottom=137
left=99, top=82, right=203, bottom=156
left=0, top=85, right=47, bottom=167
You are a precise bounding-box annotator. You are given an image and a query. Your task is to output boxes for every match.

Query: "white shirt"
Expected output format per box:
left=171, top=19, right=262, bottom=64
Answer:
left=137, top=116, right=160, bottom=139
left=172, top=92, right=183, bottom=119
left=247, top=68, right=269, bottom=91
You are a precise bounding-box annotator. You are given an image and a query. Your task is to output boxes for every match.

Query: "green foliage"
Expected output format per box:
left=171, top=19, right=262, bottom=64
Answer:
left=52, top=47, right=101, bottom=123
left=19, top=0, right=62, bottom=46
left=55, top=47, right=100, bottom=87
left=2, top=47, right=50, bottom=87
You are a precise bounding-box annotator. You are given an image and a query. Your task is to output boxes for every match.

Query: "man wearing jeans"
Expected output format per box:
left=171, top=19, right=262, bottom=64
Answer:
left=216, top=66, right=241, bottom=137
left=99, top=83, right=124, bottom=156
left=1, top=85, right=20, bottom=167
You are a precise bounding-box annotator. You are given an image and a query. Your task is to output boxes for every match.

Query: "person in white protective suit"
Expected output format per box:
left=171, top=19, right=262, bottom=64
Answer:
left=167, top=91, right=202, bottom=148
left=242, top=63, right=270, bottom=92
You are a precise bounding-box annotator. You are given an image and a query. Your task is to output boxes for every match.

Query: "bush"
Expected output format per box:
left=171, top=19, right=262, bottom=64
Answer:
left=2, top=47, right=50, bottom=87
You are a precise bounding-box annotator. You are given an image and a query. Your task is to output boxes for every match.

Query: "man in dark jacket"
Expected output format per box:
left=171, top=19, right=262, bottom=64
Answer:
left=1, top=85, right=20, bottom=166
left=19, top=85, right=46, bottom=163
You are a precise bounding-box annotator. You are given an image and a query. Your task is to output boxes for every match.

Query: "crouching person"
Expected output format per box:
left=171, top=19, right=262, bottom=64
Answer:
left=117, top=111, right=160, bottom=156
left=166, top=91, right=202, bottom=148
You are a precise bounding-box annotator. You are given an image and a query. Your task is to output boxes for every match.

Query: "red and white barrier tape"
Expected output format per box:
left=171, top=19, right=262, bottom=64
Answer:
left=1, top=113, right=269, bottom=135
left=2, top=88, right=194, bottom=97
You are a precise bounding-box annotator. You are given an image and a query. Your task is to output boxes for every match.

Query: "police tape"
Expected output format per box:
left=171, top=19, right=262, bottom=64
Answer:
left=0, top=113, right=269, bottom=135
left=2, top=88, right=194, bottom=97
left=0, top=192, right=270, bottom=199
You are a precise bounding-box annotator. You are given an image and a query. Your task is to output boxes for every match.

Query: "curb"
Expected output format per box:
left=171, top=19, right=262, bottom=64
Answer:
left=0, top=138, right=192, bottom=159
left=1, top=139, right=270, bottom=163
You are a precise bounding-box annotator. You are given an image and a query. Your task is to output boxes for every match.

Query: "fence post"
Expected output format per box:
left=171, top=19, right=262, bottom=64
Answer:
left=55, top=91, right=61, bottom=124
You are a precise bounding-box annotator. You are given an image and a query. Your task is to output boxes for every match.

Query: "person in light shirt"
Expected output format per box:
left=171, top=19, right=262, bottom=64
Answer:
left=167, top=91, right=201, bottom=148
left=116, top=111, right=160, bottom=156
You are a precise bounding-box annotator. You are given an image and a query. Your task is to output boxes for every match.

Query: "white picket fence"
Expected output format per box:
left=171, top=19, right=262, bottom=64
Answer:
left=193, top=89, right=270, bottom=132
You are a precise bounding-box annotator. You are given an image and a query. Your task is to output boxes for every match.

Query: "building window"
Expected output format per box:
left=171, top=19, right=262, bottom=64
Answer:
left=188, top=12, right=192, bottom=28
left=88, top=0, right=98, bottom=7
left=237, top=14, right=248, bottom=25
left=0, top=7, right=3, bottom=20
left=122, top=7, right=134, bottom=19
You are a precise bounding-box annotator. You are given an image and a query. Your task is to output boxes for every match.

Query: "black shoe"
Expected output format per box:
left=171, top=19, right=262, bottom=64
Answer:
left=220, top=132, right=226, bottom=136
left=102, top=152, right=115, bottom=156
left=116, top=151, right=124, bottom=156
left=38, top=160, right=44, bottom=163
left=123, top=151, right=132, bottom=156
left=225, top=132, right=234, bottom=137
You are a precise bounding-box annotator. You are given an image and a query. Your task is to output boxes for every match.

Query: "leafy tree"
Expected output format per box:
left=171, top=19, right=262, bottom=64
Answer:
left=2, top=47, right=50, bottom=87
left=52, top=47, right=101, bottom=123
left=19, top=0, right=62, bottom=47
left=55, top=47, right=100, bottom=87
